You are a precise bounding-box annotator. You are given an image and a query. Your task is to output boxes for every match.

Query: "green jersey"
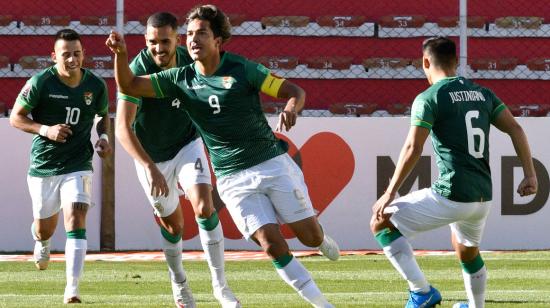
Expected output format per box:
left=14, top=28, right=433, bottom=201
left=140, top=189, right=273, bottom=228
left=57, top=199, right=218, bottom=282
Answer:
left=125, top=46, right=197, bottom=163
left=411, top=76, right=507, bottom=202
left=16, top=66, right=109, bottom=177
left=150, top=52, right=288, bottom=177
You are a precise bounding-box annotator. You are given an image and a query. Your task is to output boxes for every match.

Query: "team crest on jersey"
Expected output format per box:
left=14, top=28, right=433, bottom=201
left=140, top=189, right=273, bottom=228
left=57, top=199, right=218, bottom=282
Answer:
left=222, top=76, right=236, bottom=89
left=84, top=92, right=93, bottom=105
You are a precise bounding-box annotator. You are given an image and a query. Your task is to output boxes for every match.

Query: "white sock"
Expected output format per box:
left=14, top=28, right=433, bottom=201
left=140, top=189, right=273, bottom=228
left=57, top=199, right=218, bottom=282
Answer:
left=463, top=266, right=487, bottom=308
left=383, top=236, right=430, bottom=293
left=275, top=256, right=333, bottom=308
left=198, top=222, right=226, bottom=288
left=162, top=237, right=187, bottom=283
left=64, top=239, right=87, bottom=298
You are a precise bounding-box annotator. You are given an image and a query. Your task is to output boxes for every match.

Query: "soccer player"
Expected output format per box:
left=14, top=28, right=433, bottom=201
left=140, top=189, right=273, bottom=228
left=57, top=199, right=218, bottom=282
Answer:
left=9, top=29, right=112, bottom=304
left=106, top=4, right=339, bottom=307
left=370, top=36, right=538, bottom=308
left=115, top=12, right=239, bottom=308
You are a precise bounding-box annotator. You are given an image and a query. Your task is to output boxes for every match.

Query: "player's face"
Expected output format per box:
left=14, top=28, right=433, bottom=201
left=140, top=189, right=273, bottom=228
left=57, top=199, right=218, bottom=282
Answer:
left=186, top=19, right=221, bottom=61
left=145, top=25, right=180, bottom=69
left=52, top=39, right=84, bottom=77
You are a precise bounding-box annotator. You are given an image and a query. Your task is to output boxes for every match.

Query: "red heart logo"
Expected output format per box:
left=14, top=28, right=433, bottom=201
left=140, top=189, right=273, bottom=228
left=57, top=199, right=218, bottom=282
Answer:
left=156, top=132, right=355, bottom=241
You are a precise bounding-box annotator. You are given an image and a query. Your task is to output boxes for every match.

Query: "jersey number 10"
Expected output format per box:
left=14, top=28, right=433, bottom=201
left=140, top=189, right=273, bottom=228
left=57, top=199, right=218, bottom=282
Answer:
left=65, top=107, right=81, bottom=125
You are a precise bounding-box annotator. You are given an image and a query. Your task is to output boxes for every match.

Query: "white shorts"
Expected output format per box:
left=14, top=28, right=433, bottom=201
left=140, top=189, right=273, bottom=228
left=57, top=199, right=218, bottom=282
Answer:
left=27, top=170, right=93, bottom=219
left=217, top=153, right=316, bottom=239
left=386, top=188, right=491, bottom=247
left=135, top=138, right=212, bottom=217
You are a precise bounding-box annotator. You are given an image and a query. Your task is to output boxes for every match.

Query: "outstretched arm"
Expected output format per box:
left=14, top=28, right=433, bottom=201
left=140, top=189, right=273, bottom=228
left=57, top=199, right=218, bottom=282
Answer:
left=373, top=126, right=430, bottom=219
left=493, top=108, right=537, bottom=196
left=105, top=31, right=156, bottom=98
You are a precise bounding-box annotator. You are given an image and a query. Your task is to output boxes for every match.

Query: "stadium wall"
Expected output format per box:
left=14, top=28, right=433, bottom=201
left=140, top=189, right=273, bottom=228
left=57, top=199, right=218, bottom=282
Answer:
left=1, top=117, right=549, bottom=252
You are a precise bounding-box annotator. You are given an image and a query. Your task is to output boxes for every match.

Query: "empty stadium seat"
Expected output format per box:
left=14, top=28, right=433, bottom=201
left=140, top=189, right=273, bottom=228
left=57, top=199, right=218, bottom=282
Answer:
left=378, top=15, right=426, bottom=28
left=227, top=14, right=247, bottom=27
left=526, top=58, right=550, bottom=71
left=303, top=56, right=353, bottom=70
left=83, top=55, right=113, bottom=70
left=469, top=58, right=518, bottom=71
left=437, top=16, right=486, bottom=28
left=79, top=15, right=116, bottom=26
left=363, top=58, right=410, bottom=69
left=261, top=16, right=310, bottom=28
left=316, top=15, right=366, bottom=28
left=509, top=104, right=550, bottom=117
left=18, top=56, right=54, bottom=69
left=329, top=103, right=377, bottom=116
left=0, top=101, right=6, bottom=117
left=0, top=15, right=13, bottom=26
left=495, top=16, right=543, bottom=29
left=261, top=102, right=286, bottom=114
left=387, top=103, right=411, bottom=115
left=21, top=15, right=71, bottom=26
left=0, top=55, right=8, bottom=69
left=256, top=56, right=299, bottom=70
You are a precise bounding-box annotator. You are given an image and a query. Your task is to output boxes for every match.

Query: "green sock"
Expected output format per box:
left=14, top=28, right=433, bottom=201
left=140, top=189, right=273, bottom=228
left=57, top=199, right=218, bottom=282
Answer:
left=196, top=211, right=220, bottom=231
left=374, top=228, right=402, bottom=247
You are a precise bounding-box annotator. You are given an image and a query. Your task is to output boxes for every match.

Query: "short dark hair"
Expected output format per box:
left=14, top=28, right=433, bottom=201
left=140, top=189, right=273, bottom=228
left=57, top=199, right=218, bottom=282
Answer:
left=186, top=4, right=231, bottom=43
left=147, top=12, right=178, bottom=30
left=54, top=28, right=81, bottom=43
left=422, top=36, right=457, bottom=69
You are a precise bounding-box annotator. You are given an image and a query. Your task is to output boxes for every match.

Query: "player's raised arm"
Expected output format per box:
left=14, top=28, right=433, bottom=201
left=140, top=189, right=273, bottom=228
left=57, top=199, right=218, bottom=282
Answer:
left=492, top=108, right=537, bottom=196
left=271, top=79, right=305, bottom=132
left=106, top=31, right=156, bottom=98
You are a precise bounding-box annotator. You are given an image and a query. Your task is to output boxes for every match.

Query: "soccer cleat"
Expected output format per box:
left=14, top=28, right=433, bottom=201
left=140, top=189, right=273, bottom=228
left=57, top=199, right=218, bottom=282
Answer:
left=213, top=284, right=241, bottom=308
left=405, top=286, right=442, bottom=308
left=171, top=278, right=196, bottom=308
left=33, top=240, right=50, bottom=270
left=318, top=235, right=340, bottom=261
left=63, top=296, right=82, bottom=304
left=452, top=303, right=468, bottom=308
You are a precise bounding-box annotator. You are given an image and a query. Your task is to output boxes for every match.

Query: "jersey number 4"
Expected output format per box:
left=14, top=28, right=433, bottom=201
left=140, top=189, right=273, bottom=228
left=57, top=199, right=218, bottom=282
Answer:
left=465, top=110, right=485, bottom=158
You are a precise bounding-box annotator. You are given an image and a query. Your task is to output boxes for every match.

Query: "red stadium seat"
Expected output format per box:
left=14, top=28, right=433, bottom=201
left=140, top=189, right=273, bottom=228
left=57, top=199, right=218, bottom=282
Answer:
left=363, top=57, right=410, bottom=69
left=79, top=15, right=116, bottom=26
left=303, top=56, right=353, bottom=70
left=378, top=15, right=426, bottom=28
left=83, top=56, right=113, bottom=70
left=469, top=58, right=518, bottom=71
left=329, top=103, right=378, bottom=116
left=411, top=58, right=423, bottom=69
left=262, top=102, right=286, bottom=114
left=526, top=58, right=550, bottom=72
left=18, top=56, right=54, bottom=69
left=256, top=56, right=299, bottom=70
left=495, top=16, right=543, bottom=29
left=261, top=16, right=310, bottom=28
left=0, top=101, right=6, bottom=117
left=227, top=14, right=247, bottom=27
left=509, top=104, right=550, bottom=117
left=21, top=15, right=71, bottom=26
left=437, top=16, right=486, bottom=28
left=0, top=55, right=9, bottom=69
left=0, top=15, right=13, bottom=26
left=387, top=103, right=411, bottom=115
left=316, top=15, right=366, bottom=28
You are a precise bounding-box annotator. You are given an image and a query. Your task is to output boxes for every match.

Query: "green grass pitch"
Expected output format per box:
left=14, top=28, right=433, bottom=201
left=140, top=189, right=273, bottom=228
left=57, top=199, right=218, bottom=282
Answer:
left=1, top=251, right=549, bottom=307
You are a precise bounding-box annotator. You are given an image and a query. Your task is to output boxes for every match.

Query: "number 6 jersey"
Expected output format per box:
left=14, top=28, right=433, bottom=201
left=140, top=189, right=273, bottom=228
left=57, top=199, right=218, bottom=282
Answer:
left=16, top=66, right=108, bottom=177
left=411, top=76, right=507, bottom=202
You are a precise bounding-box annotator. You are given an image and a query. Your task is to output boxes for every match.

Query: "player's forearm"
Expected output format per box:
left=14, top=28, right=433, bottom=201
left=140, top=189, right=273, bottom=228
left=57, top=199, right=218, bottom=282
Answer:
left=96, top=115, right=111, bottom=137
left=115, top=123, right=155, bottom=168
left=9, top=113, right=41, bottom=135
left=113, top=52, right=137, bottom=96
left=386, top=140, right=423, bottom=196
left=509, top=126, right=536, bottom=178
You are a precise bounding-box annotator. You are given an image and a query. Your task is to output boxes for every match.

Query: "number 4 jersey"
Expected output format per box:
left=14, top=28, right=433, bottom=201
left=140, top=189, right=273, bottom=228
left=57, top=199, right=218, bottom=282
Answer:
left=16, top=66, right=109, bottom=177
left=411, top=76, right=507, bottom=202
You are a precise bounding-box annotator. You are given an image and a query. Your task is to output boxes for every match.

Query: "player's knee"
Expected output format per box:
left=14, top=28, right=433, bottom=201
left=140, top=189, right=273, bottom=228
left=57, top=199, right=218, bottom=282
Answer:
left=193, top=200, right=214, bottom=218
left=164, top=223, right=184, bottom=237
left=35, top=228, right=54, bottom=241
left=299, top=229, right=323, bottom=247
left=254, top=229, right=289, bottom=258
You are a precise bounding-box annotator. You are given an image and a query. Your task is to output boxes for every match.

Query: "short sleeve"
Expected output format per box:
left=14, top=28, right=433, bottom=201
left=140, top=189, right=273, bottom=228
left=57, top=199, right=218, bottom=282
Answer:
left=96, top=79, right=109, bottom=116
left=117, top=92, right=141, bottom=106
left=244, top=60, right=270, bottom=91
left=150, top=67, right=183, bottom=99
left=486, top=89, right=507, bottom=122
left=15, top=77, right=40, bottom=111
left=411, top=95, right=435, bottom=130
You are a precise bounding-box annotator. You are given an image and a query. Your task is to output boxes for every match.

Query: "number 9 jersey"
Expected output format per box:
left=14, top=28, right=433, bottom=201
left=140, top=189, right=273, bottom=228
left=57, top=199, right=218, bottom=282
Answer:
left=16, top=66, right=109, bottom=177
left=411, top=76, right=507, bottom=202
